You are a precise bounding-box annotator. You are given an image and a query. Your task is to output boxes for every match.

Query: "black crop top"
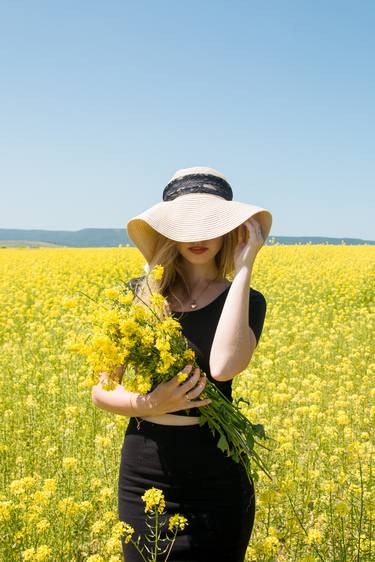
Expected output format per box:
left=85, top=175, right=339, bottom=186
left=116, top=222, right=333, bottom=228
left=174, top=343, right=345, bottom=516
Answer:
left=126, top=276, right=267, bottom=416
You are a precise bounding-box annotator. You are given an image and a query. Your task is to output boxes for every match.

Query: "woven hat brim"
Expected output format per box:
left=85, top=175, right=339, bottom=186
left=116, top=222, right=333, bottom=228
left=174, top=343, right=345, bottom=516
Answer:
left=126, top=193, right=272, bottom=264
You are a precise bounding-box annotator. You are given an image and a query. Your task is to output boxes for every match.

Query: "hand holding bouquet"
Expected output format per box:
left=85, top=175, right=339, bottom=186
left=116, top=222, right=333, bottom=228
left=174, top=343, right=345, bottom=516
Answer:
left=70, top=264, right=273, bottom=484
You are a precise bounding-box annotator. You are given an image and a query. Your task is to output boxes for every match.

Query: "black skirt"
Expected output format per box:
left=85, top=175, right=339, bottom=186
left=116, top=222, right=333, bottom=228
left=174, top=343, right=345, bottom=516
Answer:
left=118, top=416, right=256, bottom=562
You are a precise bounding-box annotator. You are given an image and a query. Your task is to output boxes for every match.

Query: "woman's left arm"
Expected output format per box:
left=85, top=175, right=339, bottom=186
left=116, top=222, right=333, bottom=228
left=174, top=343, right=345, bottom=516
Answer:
left=210, top=217, right=265, bottom=382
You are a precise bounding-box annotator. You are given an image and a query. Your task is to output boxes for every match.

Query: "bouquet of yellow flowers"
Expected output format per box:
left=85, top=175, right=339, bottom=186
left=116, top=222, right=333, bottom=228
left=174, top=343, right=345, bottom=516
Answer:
left=71, top=264, right=273, bottom=484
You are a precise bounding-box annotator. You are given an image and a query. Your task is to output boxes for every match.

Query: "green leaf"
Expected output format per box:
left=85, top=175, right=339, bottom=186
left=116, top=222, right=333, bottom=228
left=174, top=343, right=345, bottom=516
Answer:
left=251, top=423, right=267, bottom=439
left=234, top=396, right=250, bottom=407
left=217, top=433, right=229, bottom=453
left=232, top=451, right=239, bottom=463
left=246, top=433, right=254, bottom=449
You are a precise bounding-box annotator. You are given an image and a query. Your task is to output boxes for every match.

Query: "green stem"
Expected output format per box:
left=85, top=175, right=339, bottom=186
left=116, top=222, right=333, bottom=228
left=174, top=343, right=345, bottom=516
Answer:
left=163, top=529, right=178, bottom=562
left=75, top=289, right=101, bottom=305
left=197, top=379, right=274, bottom=481
left=286, top=490, right=326, bottom=562
left=129, top=538, right=148, bottom=562
left=154, top=509, right=159, bottom=561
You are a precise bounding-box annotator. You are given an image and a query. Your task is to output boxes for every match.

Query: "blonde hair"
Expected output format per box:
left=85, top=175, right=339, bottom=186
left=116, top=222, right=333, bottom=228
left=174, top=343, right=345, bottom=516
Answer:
left=131, top=228, right=240, bottom=314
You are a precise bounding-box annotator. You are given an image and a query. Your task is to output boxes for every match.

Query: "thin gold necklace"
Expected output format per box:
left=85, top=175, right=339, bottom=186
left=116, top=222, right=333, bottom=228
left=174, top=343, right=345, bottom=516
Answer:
left=186, top=274, right=220, bottom=309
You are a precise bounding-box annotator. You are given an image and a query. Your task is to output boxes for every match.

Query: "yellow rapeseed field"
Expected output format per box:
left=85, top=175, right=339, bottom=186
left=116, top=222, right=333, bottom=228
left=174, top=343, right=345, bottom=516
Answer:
left=0, top=245, right=373, bottom=561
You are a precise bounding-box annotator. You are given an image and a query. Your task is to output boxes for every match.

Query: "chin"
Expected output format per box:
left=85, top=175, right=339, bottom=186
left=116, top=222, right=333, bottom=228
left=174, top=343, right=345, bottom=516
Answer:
left=183, top=253, right=212, bottom=263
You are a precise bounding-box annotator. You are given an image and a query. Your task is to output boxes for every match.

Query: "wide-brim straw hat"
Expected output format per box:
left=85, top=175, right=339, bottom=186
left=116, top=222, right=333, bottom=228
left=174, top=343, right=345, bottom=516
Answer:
left=126, top=166, right=272, bottom=265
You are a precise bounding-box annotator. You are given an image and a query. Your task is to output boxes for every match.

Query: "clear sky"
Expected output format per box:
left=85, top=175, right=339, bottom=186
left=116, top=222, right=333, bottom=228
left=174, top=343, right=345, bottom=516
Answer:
left=1, top=1, right=374, bottom=239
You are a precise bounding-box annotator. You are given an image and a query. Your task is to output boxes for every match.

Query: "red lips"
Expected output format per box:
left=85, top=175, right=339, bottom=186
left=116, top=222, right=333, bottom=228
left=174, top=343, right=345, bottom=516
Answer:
left=189, top=247, right=208, bottom=253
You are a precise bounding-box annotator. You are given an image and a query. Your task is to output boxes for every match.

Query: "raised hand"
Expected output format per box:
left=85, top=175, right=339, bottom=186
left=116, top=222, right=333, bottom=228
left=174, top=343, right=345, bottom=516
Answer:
left=233, top=217, right=264, bottom=274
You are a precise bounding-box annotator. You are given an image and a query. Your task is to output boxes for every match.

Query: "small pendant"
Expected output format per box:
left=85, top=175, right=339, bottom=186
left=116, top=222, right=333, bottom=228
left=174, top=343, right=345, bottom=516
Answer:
left=191, top=302, right=197, bottom=309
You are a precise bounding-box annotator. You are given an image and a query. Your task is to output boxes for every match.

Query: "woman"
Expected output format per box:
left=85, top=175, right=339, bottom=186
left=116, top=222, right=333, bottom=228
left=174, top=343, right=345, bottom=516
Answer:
left=92, top=166, right=272, bottom=561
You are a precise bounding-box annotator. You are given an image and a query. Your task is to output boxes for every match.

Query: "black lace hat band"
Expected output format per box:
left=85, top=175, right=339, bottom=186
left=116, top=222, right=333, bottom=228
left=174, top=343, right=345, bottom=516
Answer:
left=162, top=173, right=233, bottom=202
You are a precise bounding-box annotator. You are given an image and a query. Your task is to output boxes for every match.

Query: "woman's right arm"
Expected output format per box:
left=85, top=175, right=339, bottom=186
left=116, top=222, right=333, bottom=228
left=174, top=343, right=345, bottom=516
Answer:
left=91, top=366, right=155, bottom=417
left=92, top=382, right=155, bottom=417
left=91, top=364, right=212, bottom=416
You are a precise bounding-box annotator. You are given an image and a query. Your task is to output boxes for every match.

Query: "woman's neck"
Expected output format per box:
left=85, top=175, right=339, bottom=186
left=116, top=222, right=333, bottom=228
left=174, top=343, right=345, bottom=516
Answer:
left=180, top=264, right=220, bottom=288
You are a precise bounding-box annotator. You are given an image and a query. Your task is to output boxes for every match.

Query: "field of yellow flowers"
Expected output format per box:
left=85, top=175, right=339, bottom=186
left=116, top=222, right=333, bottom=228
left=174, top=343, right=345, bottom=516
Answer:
left=0, top=245, right=373, bottom=562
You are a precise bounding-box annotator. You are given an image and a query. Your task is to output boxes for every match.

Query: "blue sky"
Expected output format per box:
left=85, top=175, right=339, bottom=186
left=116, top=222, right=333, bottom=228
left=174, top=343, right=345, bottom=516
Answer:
left=1, top=1, right=374, bottom=239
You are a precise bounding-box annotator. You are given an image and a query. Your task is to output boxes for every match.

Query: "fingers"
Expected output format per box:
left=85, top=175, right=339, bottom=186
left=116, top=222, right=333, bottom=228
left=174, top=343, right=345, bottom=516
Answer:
left=243, top=218, right=263, bottom=242
left=184, top=373, right=207, bottom=400
left=187, top=398, right=212, bottom=408
left=168, top=396, right=212, bottom=413
left=237, top=223, right=246, bottom=245
left=168, top=364, right=213, bottom=407
left=239, top=220, right=258, bottom=244
left=178, top=367, right=202, bottom=395
left=244, top=218, right=257, bottom=227
left=248, top=218, right=261, bottom=233
left=98, top=371, right=109, bottom=383
left=170, top=364, right=193, bottom=387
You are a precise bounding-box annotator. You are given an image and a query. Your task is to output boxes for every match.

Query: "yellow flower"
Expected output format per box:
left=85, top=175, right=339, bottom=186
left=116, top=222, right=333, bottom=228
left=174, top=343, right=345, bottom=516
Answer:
left=168, top=513, right=189, bottom=531
left=320, top=479, right=336, bottom=493
left=62, top=297, right=78, bottom=309
left=155, top=336, right=171, bottom=352
left=62, top=457, right=78, bottom=471
left=32, top=490, right=50, bottom=507
left=91, top=520, right=106, bottom=535
left=42, top=479, right=57, bottom=496
left=113, top=521, right=135, bottom=544
left=58, top=497, right=80, bottom=515
left=136, top=380, right=153, bottom=394
left=9, top=476, right=37, bottom=495
left=141, top=487, right=166, bottom=514
left=0, top=500, right=13, bottom=522
left=22, top=544, right=52, bottom=562
left=79, top=500, right=93, bottom=514
left=104, top=287, right=121, bottom=299
left=104, top=536, right=121, bottom=555
left=184, top=349, right=196, bottom=363
left=158, top=317, right=181, bottom=335
left=90, top=478, right=102, bottom=489
left=99, top=487, right=113, bottom=501
left=118, top=291, right=134, bottom=305
left=151, top=264, right=164, bottom=280
left=27, top=545, right=52, bottom=560
left=22, top=548, right=36, bottom=561
left=336, top=410, right=350, bottom=425
left=103, top=510, right=117, bottom=523
left=150, top=292, right=166, bottom=309
left=305, top=528, right=323, bottom=544
left=334, top=501, right=350, bottom=516
left=177, top=371, right=188, bottom=383
left=95, top=435, right=111, bottom=449
left=260, top=534, right=280, bottom=555
left=119, top=318, right=139, bottom=334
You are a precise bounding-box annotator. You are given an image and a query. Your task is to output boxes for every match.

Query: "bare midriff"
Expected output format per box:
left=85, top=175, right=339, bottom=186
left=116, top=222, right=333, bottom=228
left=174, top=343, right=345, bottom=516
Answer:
left=139, top=413, right=201, bottom=426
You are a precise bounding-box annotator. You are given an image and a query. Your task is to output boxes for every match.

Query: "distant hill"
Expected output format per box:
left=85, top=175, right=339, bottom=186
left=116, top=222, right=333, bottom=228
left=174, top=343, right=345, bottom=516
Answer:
left=0, top=228, right=130, bottom=248
left=0, top=228, right=373, bottom=248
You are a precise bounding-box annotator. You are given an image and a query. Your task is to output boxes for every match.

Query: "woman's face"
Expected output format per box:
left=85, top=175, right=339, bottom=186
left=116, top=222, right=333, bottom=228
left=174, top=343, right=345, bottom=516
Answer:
left=175, top=235, right=224, bottom=263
